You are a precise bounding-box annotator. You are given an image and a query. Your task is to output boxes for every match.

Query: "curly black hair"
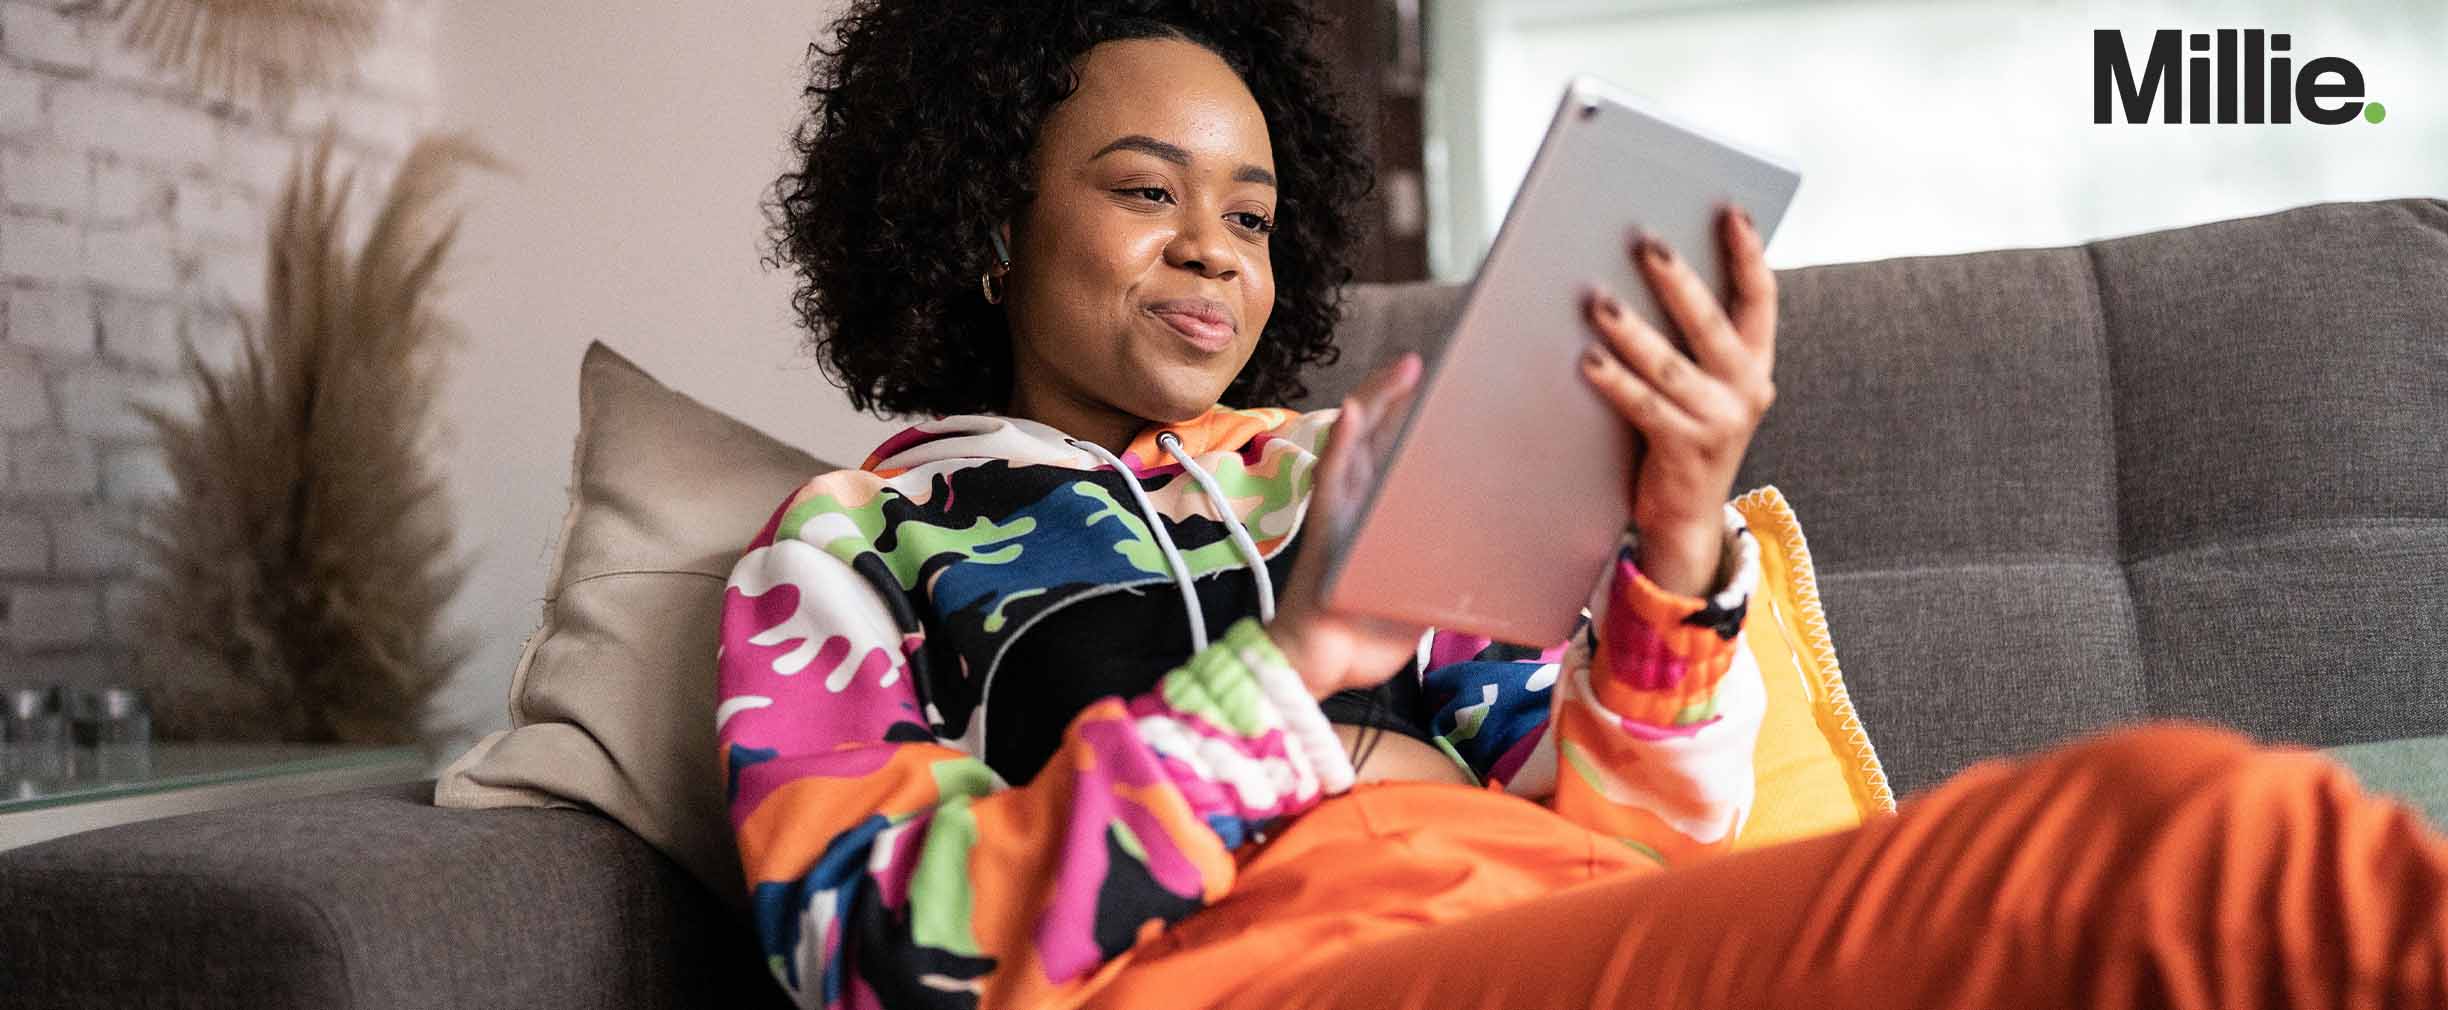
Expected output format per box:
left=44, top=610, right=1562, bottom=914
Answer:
left=761, top=1, right=1374, bottom=420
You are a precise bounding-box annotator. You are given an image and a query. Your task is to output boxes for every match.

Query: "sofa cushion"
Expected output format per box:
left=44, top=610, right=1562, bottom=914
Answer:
left=0, top=781, right=790, bottom=1009
left=1726, top=198, right=2448, bottom=796
left=434, top=343, right=828, bottom=908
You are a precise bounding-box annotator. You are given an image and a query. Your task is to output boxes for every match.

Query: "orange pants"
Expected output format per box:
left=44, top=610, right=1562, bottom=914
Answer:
left=1067, top=723, right=2448, bottom=1010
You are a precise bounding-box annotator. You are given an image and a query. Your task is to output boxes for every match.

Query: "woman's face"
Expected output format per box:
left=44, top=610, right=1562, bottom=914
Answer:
left=1000, top=36, right=1278, bottom=448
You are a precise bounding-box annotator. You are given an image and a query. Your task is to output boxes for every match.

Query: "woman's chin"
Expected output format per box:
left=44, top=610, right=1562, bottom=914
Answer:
left=1130, top=363, right=1238, bottom=418
left=1139, top=395, right=1225, bottom=425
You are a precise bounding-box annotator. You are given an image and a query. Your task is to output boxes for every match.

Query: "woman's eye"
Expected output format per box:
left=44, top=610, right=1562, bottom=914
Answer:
left=1115, top=186, right=1270, bottom=234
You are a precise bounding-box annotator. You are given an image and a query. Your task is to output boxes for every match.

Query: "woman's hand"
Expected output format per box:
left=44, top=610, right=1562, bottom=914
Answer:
left=1268, top=352, right=1434, bottom=701
left=1579, top=203, right=1779, bottom=598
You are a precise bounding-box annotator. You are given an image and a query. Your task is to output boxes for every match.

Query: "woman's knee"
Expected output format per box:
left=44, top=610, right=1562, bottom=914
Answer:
left=2043, top=720, right=2345, bottom=836
left=2056, top=720, right=2261, bottom=781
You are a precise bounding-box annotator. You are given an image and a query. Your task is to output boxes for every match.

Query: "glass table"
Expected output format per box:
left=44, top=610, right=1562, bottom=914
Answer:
left=0, top=743, right=432, bottom=852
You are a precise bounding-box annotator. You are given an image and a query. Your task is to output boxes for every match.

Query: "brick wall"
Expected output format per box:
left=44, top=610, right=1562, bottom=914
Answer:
left=0, top=0, right=439, bottom=725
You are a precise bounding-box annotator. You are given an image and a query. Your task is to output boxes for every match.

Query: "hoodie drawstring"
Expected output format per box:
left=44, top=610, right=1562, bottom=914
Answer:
left=1158, top=432, right=1278, bottom=625
left=1066, top=432, right=1279, bottom=656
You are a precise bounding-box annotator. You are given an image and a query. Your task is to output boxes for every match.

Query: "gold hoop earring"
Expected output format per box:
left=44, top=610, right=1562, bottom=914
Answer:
left=979, top=266, right=1006, bottom=304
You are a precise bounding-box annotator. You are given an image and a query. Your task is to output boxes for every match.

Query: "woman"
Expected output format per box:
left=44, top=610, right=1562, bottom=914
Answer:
left=720, top=4, right=2448, bottom=1009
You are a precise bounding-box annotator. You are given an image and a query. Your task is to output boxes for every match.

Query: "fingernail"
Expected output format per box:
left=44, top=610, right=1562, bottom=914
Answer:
left=1598, top=294, right=1623, bottom=321
left=1735, top=207, right=1754, bottom=232
left=1636, top=233, right=1668, bottom=264
left=1580, top=344, right=1606, bottom=370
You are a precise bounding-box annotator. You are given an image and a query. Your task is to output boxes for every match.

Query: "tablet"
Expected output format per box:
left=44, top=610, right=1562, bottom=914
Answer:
left=1317, top=75, right=1801, bottom=647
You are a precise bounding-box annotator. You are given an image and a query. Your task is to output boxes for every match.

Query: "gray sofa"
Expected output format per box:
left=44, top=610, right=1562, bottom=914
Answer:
left=4, top=197, right=2441, bottom=1009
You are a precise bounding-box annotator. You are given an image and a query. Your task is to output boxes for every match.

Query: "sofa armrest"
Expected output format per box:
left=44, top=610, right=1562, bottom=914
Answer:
left=0, top=779, right=788, bottom=1010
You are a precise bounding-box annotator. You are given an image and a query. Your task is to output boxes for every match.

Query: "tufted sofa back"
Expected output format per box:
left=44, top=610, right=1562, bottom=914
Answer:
left=1315, top=198, right=2448, bottom=797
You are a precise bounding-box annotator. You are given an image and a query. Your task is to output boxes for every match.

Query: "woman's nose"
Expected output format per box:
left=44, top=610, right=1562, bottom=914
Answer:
left=1165, top=217, right=1238, bottom=281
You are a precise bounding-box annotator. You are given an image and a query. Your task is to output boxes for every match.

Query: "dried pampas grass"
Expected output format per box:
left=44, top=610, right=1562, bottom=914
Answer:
left=109, top=0, right=382, bottom=108
left=131, top=124, right=503, bottom=752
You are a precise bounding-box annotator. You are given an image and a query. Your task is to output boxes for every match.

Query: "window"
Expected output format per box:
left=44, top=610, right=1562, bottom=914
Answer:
left=1425, top=0, right=2445, bottom=277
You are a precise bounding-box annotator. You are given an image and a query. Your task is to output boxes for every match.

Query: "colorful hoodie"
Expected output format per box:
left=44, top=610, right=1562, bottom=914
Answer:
left=715, top=402, right=1766, bottom=1010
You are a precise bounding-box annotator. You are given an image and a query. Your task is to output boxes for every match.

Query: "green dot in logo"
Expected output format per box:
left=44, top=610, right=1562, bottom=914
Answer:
left=2365, top=102, right=2386, bottom=124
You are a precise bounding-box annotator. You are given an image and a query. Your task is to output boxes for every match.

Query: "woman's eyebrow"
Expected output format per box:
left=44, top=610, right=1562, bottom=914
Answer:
left=1090, top=134, right=1276, bottom=188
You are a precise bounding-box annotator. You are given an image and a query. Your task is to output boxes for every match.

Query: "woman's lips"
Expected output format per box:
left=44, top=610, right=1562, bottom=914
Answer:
left=1148, top=301, right=1236, bottom=353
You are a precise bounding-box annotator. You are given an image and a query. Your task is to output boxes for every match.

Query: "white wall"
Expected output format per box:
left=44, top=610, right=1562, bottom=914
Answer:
left=427, top=1, right=887, bottom=763
left=1, top=0, right=441, bottom=730
left=1428, top=0, right=2448, bottom=277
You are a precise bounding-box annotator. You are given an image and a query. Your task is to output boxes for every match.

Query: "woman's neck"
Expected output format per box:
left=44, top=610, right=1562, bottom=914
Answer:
left=1006, top=382, right=1143, bottom=457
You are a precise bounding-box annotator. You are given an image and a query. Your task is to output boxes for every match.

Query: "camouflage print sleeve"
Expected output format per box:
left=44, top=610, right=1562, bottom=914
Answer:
left=1423, top=503, right=1765, bottom=866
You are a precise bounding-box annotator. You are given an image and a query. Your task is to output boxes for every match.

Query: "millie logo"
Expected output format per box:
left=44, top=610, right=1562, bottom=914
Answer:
left=2095, top=29, right=2386, bottom=125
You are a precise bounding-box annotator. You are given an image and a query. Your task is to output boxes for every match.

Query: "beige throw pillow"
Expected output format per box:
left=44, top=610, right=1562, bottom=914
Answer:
left=433, top=342, right=829, bottom=909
